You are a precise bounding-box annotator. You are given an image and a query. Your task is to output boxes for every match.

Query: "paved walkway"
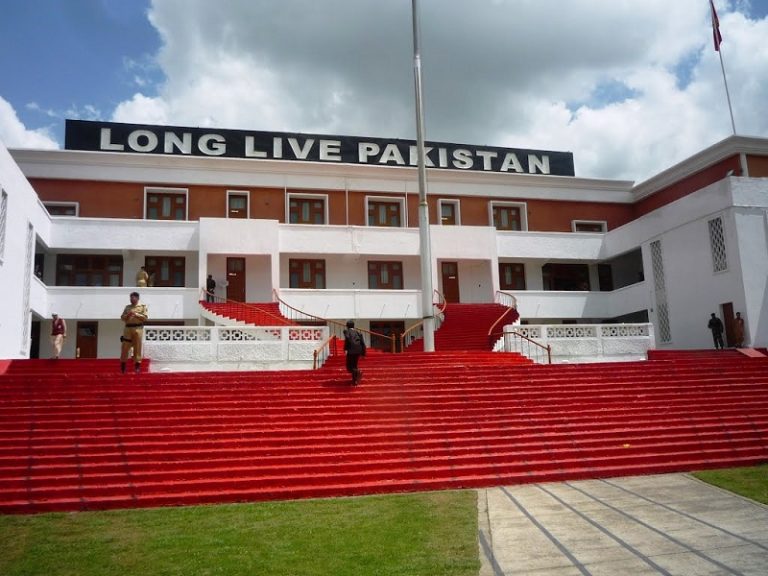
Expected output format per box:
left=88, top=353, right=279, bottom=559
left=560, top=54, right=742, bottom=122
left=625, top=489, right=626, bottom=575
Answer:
left=478, top=474, right=768, bottom=576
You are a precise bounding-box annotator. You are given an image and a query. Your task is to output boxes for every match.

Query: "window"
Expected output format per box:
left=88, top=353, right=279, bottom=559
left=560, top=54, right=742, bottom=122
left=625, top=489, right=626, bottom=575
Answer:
left=368, top=261, right=403, bottom=289
left=499, top=263, right=526, bottom=290
left=708, top=217, right=727, bottom=273
left=288, top=195, right=326, bottom=224
left=542, top=263, right=590, bottom=291
left=368, top=199, right=403, bottom=227
left=145, top=256, right=186, bottom=287
left=56, top=254, right=123, bottom=286
left=227, top=191, right=249, bottom=219
left=491, top=203, right=526, bottom=231
left=145, top=188, right=188, bottom=220
left=289, top=259, right=326, bottom=288
left=573, top=220, right=606, bottom=233
left=439, top=200, right=460, bottom=225
left=650, top=239, right=671, bottom=343
left=44, top=202, right=79, bottom=216
left=0, top=189, right=7, bottom=261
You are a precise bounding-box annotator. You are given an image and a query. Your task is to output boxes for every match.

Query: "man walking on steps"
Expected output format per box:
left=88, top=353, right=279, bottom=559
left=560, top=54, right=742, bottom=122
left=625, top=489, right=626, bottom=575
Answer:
left=120, top=291, right=148, bottom=374
left=50, top=313, right=67, bottom=359
left=343, top=320, right=366, bottom=385
left=707, top=312, right=725, bottom=350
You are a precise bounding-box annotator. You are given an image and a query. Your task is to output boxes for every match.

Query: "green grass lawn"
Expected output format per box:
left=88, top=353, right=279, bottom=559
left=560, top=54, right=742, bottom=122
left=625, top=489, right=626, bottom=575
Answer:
left=693, top=464, right=768, bottom=505
left=0, top=490, right=479, bottom=576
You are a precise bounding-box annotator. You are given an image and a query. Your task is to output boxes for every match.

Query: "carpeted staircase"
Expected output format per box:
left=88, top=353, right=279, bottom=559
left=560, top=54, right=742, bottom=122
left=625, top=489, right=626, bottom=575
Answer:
left=0, top=350, right=766, bottom=514
left=408, top=303, right=519, bottom=351
left=200, top=301, right=294, bottom=326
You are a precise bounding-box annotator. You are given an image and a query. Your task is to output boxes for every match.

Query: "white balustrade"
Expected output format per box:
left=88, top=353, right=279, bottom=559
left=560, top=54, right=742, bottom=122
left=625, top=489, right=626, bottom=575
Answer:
left=143, top=325, right=328, bottom=371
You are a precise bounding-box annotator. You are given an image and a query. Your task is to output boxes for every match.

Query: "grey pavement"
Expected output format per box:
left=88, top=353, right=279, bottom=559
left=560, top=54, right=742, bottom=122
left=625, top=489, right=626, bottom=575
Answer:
left=478, top=474, right=768, bottom=576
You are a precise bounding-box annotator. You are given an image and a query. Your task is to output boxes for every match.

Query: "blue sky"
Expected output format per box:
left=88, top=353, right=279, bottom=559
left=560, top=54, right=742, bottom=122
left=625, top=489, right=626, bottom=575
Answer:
left=1, top=0, right=768, bottom=181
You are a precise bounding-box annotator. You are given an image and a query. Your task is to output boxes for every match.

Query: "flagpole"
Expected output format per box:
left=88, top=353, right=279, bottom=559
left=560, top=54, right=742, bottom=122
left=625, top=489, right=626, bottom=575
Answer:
left=716, top=47, right=737, bottom=135
left=411, top=0, right=435, bottom=352
left=710, top=0, right=737, bottom=134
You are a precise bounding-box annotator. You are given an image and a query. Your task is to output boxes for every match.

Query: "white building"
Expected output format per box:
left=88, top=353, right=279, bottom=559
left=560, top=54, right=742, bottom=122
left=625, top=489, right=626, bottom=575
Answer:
left=1, top=120, right=766, bottom=360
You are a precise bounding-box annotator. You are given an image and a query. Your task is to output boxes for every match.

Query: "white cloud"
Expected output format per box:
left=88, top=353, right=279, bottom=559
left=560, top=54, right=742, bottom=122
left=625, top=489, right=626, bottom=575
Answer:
left=100, top=0, right=768, bottom=180
left=0, top=96, right=59, bottom=150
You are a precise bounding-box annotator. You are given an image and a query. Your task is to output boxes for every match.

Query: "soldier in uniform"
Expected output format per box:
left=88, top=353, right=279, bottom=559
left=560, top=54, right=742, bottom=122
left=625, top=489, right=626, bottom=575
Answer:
left=135, top=266, right=149, bottom=287
left=120, top=291, right=149, bottom=374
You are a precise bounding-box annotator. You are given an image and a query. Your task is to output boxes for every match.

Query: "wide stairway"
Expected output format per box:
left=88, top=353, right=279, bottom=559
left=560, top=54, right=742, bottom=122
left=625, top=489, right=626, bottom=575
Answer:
left=0, top=350, right=766, bottom=513
left=408, top=303, right=519, bottom=351
left=200, top=301, right=294, bottom=326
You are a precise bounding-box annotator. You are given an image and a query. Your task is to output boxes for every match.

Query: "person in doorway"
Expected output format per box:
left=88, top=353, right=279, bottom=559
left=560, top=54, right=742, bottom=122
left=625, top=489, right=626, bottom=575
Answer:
left=120, top=292, right=149, bottom=374
left=135, top=266, right=149, bottom=287
left=707, top=312, right=725, bottom=350
left=343, top=320, right=366, bottom=385
left=50, top=313, right=67, bottom=359
left=734, top=312, right=745, bottom=348
left=205, top=274, right=216, bottom=303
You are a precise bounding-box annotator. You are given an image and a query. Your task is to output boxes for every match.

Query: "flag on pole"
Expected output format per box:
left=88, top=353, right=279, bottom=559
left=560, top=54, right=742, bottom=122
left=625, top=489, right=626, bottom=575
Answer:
left=710, top=0, right=723, bottom=51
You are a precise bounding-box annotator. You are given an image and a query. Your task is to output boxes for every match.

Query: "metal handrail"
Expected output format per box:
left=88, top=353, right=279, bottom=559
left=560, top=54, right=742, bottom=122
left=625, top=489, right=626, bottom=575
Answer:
left=272, top=289, right=397, bottom=359
left=399, top=289, right=447, bottom=351
left=200, top=289, right=294, bottom=326
left=487, top=290, right=519, bottom=348
left=505, top=329, right=552, bottom=364
left=313, top=333, right=339, bottom=369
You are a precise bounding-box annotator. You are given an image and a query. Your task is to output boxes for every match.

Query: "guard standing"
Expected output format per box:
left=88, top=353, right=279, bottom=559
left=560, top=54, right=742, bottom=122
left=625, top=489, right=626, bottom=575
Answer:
left=120, top=291, right=149, bottom=373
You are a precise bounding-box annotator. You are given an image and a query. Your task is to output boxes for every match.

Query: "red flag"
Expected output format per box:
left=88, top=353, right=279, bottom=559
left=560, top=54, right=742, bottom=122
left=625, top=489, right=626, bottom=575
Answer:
left=710, top=0, right=723, bottom=51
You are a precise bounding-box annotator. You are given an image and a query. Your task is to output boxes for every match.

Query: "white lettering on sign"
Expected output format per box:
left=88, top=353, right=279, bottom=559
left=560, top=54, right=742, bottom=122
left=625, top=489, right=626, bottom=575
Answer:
left=287, top=137, right=314, bottom=159
left=452, top=149, right=473, bottom=169
left=408, top=146, right=435, bottom=168
left=500, top=152, right=524, bottom=173
left=244, top=135, right=267, bottom=158
left=476, top=150, right=497, bottom=171
left=528, top=154, right=550, bottom=174
left=100, top=128, right=124, bottom=151
left=359, top=142, right=380, bottom=162
left=379, top=143, right=406, bottom=165
left=128, top=130, right=159, bottom=153
left=86, top=123, right=563, bottom=175
left=164, top=132, right=192, bottom=154
left=198, top=134, right=226, bottom=155
left=319, top=139, right=341, bottom=161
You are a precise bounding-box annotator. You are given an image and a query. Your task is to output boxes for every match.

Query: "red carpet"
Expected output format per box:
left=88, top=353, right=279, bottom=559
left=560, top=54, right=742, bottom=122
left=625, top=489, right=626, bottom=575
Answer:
left=0, top=351, right=766, bottom=513
left=200, top=301, right=294, bottom=326
left=408, top=303, right=519, bottom=351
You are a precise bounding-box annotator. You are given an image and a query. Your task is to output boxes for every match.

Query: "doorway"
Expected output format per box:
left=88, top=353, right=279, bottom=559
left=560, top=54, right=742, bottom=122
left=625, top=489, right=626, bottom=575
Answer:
left=721, top=302, right=735, bottom=347
left=441, top=262, right=460, bottom=303
left=76, top=321, right=98, bottom=359
left=369, top=321, right=405, bottom=352
left=226, top=257, right=246, bottom=302
left=30, top=321, right=41, bottom=358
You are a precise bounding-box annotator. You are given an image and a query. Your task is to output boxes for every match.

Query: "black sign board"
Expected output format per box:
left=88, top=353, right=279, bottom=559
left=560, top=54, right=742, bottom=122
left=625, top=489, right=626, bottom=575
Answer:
left=65, top=119, right=575, bottom=176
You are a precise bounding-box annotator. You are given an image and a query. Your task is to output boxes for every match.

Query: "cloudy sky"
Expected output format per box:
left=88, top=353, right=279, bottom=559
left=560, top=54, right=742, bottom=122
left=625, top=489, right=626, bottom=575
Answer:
left=1, top=0, right=767, bottom=181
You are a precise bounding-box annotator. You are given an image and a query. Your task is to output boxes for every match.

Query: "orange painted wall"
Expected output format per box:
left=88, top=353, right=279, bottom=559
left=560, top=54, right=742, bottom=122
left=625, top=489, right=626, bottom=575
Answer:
left=632, top=156, right=742, bottom=219
left=747, top=154, right=768, bottom=177
left=30, top=152, right=758, bottom=232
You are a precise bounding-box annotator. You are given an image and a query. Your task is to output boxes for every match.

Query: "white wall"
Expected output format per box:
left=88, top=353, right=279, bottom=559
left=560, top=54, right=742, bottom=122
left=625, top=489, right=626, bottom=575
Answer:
left=278, top=289, right=422, bottom=320
left=46, top=287, right=200, bottom=320
left=0, top=140, right=51, bottom=358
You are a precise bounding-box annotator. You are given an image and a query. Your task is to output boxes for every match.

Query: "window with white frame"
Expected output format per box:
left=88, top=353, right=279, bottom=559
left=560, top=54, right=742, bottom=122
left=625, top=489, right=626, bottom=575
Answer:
left=708, top=216, right=727, bottom=273
left=367, top=197, right=406, bottom=227
left=490, top=202, right=527, bottom=231
left=572, top=220, right=606, bottom=233
left=438, top=199, right=460, bottom=225
left=145, top=187, right=189, bottom=220
left=0, top=189, right=7, bottom=261
left=287, top=193, right=328, bottom=224
left=227, top=191, right=249, bottom=219
left=44, top=202, right=79, bottom=217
